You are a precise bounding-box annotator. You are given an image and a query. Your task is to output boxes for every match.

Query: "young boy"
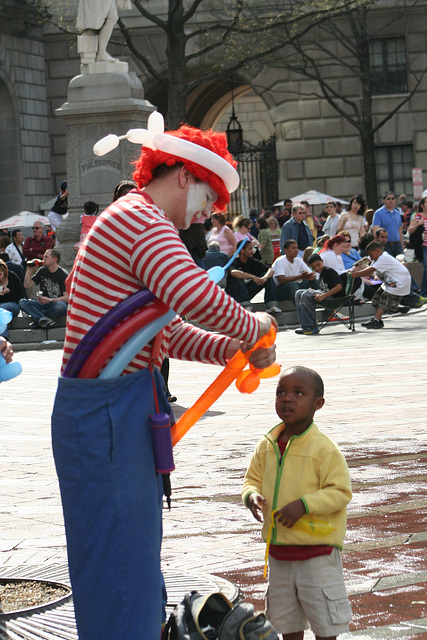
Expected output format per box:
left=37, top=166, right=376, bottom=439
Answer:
left=242, top=366, right=352, bottom=640
left=353, top=241, right=411, bottom=329
left=294, top=253, right=347, bottom=335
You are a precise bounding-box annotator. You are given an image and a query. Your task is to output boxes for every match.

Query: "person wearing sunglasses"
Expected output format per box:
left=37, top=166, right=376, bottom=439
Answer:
left=372, top=191, right=404, bottom=257
left=23, top=222, right=54, bottom=261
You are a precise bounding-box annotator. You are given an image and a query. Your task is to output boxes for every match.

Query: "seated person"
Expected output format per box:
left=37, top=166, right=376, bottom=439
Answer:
left=273, top=239, right=318, bottom=305
left=294, top=253, right=347, bottom=335
left=341, top=232, right=362, bottom=269
left=19, top=249, right=68, bottom=329
left=226, top=241, right=281, bottom=314
left=204, top=241, right=229, bottom=287
left=0, top=259, right=25, bottom=338
left=353, top=241, right=411, bottom=329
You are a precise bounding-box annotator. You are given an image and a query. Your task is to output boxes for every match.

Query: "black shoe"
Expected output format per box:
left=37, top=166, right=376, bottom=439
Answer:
left=167, top=395, right=177, bottom=403
left=397, top=305, right=410, bottom=314
left=361, top=318, right=384, bottom=329
left=29, top=321, right=39, bottom=329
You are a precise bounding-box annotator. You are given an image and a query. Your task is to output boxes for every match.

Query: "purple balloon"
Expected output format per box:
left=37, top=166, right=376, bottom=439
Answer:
left=63, top=289, right=155, bottom=378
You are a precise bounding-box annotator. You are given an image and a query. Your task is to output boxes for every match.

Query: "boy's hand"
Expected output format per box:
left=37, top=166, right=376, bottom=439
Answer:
left=275, top=499, right=306, bottom=528
left=247, top=493, right=267, bottom=522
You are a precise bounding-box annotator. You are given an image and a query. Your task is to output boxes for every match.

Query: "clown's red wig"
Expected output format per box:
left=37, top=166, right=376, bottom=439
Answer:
left=132, top=125, right=237, bottom=211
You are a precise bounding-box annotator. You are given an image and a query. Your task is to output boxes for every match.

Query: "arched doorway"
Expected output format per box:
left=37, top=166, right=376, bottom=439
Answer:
left=0, top=79, right=23, bottom=221
left=200, top=87, right=278, bottom=214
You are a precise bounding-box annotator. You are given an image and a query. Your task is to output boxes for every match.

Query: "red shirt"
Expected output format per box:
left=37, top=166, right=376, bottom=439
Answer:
left=23, top=235, right=54, bottom=260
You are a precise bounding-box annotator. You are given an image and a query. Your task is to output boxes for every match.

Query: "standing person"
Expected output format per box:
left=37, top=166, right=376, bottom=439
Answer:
left=209, top=211, right=237, bottom=257
left=354, top=241, right=411, bottom=329
left=48, top=181, right=69, bottom=232
left=267, top=216, right=282, bottom=261
left=19, top=249, right=68, bottom=329
left=372, top=191, right=404, bottom=257
left=23, top=222, right=54, bottom=261
left=337, top=195, right=366, bottom=248
left=322, top=202, right=340, bottom=237
left=52, top=123, right=277, bottom=640
left=301, top=200, right=318, bottom=243
left=408, top=196, right=427, bottom=296
left=256, top=217, right=274, bottom=265
left=112, top=179, right=137, bottom=202
left=242, top=366, right=352, bottom=640
left=280, top=204, right=313, bottom=256
left=6, top=229, right=26, bottom=272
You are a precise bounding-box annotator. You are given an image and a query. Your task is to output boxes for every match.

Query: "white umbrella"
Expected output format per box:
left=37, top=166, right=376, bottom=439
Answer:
left=0, top=211, right=49, bottom=230
left=274, top=190, right=349, bottom=206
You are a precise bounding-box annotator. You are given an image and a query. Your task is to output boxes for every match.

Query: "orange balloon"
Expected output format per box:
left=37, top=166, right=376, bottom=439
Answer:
left=236, top=369, right=260, bottom=393
left=171, top=325, right=279, bottom=446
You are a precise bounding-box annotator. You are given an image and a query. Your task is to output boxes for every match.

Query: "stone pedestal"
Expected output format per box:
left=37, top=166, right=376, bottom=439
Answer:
left=55, top=71, right=155, bottom=270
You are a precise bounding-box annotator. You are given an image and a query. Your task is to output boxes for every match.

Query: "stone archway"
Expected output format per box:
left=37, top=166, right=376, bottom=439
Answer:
left=0, top=79, right=23, bottom=220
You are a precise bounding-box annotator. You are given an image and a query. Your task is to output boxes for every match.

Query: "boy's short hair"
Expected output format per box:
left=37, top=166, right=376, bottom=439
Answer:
left=307, top=253, right=322, bottom=265
left=283, top=239, right=298, bottom=250
left=282, top=365, right=324, bottom=398
left=366, top=241, right=383, bottom=253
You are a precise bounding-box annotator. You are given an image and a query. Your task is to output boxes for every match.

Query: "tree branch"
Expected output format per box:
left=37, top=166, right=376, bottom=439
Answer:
left=117, top=18, right=167, bottom=86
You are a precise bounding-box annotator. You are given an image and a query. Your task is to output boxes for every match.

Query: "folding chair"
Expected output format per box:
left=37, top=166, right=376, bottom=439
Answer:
left=317, top=272, right=356, bottom=332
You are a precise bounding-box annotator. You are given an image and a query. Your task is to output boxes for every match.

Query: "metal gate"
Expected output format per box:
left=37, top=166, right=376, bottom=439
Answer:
left=228, top=136, right=278, bottom=217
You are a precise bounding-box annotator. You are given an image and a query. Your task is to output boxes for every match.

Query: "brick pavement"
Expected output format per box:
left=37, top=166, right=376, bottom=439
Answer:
left=1, top=308, right=426, bottom=638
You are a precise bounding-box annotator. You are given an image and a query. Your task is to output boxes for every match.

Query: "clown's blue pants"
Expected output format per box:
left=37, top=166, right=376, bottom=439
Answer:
left=51, top=368, right=171, bottom=640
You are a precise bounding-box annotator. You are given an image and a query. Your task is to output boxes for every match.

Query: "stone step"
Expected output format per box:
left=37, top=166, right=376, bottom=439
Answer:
left=8, top=315, right=66, bottom=352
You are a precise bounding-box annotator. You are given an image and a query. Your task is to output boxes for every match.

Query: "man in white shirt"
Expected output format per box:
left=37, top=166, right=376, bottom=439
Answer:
left=352, top=241, right=410, bottom=329
left=273, top=239, right=317, bottom=304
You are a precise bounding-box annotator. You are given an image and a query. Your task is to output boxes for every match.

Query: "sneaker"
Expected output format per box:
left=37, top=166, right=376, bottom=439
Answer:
left=295, top=327, right=319, bottom=335
left=167, top=395, right=177, bottom=403
left=361, top=318, right=384, bottom=329
left=38, top=317, right=57, bottom=329
left=397, top=305, right=410, bottom=314
left=415, top=296, right=427, bottom=308
left=267, top=305, right=282, bottom=314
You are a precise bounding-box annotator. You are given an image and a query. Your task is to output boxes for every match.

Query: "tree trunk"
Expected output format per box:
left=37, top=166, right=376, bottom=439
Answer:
left=358, top=19, right=378, bottom=209
left=166, top=0, right=187, bottom=128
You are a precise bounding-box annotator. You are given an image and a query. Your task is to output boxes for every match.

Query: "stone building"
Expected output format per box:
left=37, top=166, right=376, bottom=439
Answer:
left=0, top=0, right=426, bottom=222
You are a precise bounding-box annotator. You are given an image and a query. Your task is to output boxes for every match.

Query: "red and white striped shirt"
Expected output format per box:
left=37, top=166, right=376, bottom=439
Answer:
left=62, top=191, right=260, bottom=375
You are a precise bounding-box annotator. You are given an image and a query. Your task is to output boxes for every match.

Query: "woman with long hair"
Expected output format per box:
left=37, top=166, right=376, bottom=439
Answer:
left=337, top=195, right=366, bottom=248
left=209, top=211, right=237, bottom=257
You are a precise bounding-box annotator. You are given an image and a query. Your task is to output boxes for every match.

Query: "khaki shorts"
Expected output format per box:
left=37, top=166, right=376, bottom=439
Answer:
left=266, top=549, right=352, bottom=637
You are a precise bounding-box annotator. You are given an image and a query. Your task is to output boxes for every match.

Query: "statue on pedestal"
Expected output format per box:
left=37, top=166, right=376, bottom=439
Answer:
left=77, top=0, right=132, bottom=68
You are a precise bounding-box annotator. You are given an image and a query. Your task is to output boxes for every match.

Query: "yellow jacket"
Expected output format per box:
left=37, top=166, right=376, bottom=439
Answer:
left=242, top=422, right=352, bottom=549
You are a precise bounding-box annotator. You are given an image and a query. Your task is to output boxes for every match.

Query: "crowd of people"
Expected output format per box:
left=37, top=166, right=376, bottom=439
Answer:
left=196, top=190, right=427, bottom=333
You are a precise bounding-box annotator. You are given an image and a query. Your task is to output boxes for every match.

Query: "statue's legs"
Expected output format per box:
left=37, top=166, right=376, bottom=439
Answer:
left=96, top=1, right=120, bottom=63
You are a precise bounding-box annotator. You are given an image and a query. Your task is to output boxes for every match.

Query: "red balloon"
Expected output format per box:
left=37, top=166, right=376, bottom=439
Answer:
left=79, top=300, right=169, bottom=378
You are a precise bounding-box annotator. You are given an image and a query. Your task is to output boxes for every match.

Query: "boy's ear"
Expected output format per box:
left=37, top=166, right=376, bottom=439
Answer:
left=314, top=397, right=325, bottom=411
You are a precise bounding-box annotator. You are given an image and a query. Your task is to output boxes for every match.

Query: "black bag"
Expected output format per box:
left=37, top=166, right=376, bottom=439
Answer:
left=161, top=591, right=278, bottom=640
left=408, top=222, right=424, bottom=262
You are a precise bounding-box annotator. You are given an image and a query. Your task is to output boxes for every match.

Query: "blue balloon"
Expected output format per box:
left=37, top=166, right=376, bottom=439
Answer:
left=0, top=309, right=22, bottom=382
left=99, top=309, right=175, bottom=379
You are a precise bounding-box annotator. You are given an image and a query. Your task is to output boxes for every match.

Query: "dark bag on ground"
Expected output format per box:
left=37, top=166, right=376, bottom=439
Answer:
left=161, top=591, right=279, bottom=640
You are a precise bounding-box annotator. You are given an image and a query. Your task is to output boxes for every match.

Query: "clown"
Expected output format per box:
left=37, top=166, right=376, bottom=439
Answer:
left=52, top=114, right=276, bottom=640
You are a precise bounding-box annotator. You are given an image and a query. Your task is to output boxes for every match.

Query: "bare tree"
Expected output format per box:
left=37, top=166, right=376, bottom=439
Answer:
left=271, top=1, right=426, bottom=205
left=116, top=0, right=372, bottom=128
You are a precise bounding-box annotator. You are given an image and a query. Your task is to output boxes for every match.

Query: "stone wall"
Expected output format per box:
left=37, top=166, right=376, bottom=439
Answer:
left=0, top=33, right=52, bottom=218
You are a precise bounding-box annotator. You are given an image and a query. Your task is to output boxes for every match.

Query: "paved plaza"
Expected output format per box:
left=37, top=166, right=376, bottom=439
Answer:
left=1, top=309, right=427, bottom=638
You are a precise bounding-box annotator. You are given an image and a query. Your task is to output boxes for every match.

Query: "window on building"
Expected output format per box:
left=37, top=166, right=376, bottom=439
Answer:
left=375, top=145, right=414, bottom=198
left=370, top=38, right=408, bottom=95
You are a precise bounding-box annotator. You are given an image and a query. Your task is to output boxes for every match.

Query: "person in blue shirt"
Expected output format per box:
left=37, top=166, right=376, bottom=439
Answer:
left=372, top=191, right=404, bottom=257
left=280, top=205, right=313, bottom=257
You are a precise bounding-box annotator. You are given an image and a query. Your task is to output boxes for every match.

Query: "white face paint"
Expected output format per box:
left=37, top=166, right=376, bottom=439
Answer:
left=184, top=182, right=217, bottom=229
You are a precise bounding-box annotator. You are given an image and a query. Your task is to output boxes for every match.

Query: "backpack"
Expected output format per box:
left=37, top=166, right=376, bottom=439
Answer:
left=161, top=591, right=279, bottom=640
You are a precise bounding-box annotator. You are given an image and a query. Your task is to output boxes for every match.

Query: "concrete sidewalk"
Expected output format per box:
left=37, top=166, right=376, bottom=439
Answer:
left=1, top=308, right=427, bottom=638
